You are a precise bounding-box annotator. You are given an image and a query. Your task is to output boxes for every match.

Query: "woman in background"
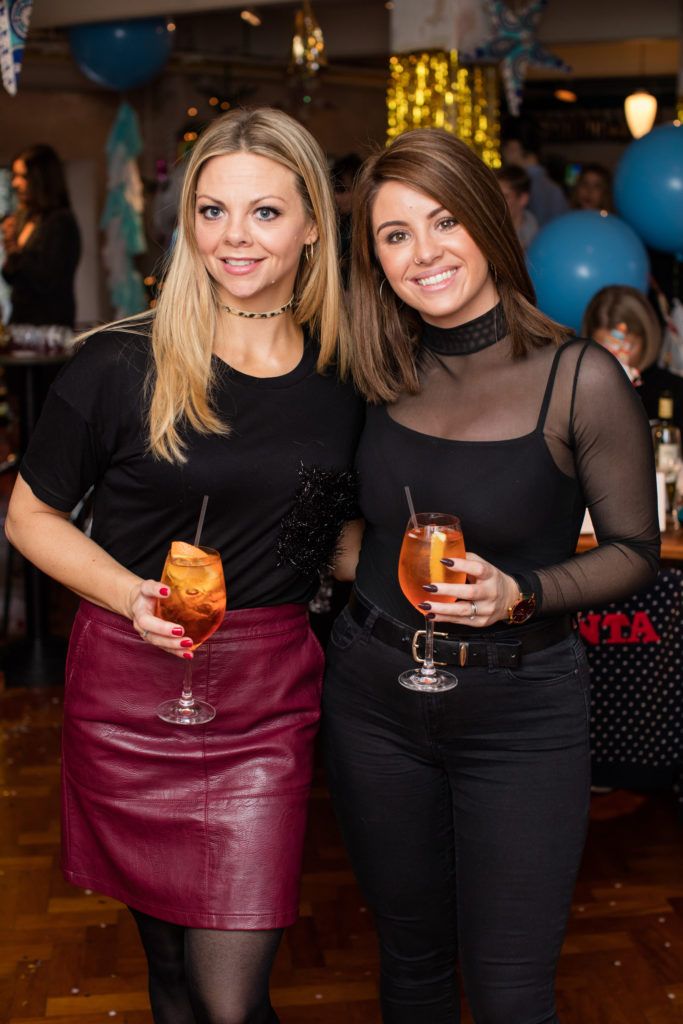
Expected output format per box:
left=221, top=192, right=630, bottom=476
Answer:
left=1, top=143, right=81, bottom=327
left=582, top=284, right=683, bottom=427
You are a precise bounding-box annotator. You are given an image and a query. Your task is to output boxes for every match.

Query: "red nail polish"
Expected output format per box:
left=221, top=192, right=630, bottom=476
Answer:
left=180, top=638, right=193, bottom=648
left=182, top=651, right=193, bottom=660
left=159, top=586, right=170, bottom=596
left=171, top=627, right=183, bottom=637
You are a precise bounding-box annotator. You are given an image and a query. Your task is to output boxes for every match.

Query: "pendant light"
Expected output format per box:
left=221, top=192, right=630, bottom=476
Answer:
left=624, top=41, right=657, bottom=139
left=624, top=89, right=658, bottom=138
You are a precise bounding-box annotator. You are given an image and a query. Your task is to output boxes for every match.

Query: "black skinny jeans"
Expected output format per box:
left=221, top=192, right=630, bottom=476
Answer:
left=322, top=601, right=591, bottom=1024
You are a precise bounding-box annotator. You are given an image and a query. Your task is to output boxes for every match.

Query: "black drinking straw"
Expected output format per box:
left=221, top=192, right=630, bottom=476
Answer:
left=193, top=495, right=209, bottom=547
left=404, top=486, right=418, bottom=530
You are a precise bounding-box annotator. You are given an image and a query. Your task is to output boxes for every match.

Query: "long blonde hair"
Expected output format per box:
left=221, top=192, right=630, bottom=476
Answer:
left=349, top=129, right=570, bottom=403
left=140, top=108, right=346, bottom=462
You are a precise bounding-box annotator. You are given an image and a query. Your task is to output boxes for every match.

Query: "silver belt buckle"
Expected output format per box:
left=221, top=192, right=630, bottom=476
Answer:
left=411, top=629, right=448, bottom=666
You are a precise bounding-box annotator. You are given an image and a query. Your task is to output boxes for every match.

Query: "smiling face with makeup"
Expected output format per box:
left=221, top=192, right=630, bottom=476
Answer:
left=194, top=151, right=318, bottom=313
left=371, top=181, right=498, bottom=329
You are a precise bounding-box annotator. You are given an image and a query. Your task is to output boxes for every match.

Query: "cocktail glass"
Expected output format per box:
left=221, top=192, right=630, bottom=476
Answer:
left=155, top=545, right=226, bottom=724
left=397, top=513, right=465, bottom=692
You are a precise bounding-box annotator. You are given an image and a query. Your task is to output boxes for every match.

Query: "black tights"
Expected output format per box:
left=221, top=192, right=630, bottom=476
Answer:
left=130, top=908, right=282, bottom=1024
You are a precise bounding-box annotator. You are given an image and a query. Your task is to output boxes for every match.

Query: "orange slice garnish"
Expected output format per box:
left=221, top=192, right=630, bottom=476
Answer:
left=171, top=540, right=205, bottom=559
left=429, top=529, right=448, bottom=584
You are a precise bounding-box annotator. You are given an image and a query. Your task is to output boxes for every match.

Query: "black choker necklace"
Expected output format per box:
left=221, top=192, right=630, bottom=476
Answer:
left=221, top=296, right=294, bottom=319
left=421, top=304, right=507, bottom=355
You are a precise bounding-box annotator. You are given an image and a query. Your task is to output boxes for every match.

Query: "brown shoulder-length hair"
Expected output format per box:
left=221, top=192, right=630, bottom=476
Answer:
left=581, top=285, right=661, bottom=371
left=349, top=129, right=570, bottom=403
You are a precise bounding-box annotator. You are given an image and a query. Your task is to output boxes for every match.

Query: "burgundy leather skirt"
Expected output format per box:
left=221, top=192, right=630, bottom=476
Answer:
left=61, top=600, right=324, bottom=930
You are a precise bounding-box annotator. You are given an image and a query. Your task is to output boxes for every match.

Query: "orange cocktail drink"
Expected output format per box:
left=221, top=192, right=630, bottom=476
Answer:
left=155, top=542, right=226, bottom=725
left=398, top=522, right=466, bottom=610
left=397, top=512, right=464, bottom=694
left=157, top=543, right=226, bottom=649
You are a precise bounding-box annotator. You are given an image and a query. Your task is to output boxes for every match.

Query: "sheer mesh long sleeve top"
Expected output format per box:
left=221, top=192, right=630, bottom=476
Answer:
left=354, top=304, right=660, bottom=631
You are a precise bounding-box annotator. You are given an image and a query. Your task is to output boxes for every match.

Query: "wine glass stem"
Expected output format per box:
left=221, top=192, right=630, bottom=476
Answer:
left=422, top=617, right=437, bottom=678
left=179, top=661, right=196, bottom=709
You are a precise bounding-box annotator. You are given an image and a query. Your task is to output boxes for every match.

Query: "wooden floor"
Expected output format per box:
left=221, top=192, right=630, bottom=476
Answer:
left=1, top=686, right=682, bottom=1023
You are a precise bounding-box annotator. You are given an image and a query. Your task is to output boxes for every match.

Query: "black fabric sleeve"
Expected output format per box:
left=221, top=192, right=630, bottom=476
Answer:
left=18, top=329, right=147, bottom=513
left=532, top=342, right=660, bottom=614
left=20, top=389, right=108, bottom=513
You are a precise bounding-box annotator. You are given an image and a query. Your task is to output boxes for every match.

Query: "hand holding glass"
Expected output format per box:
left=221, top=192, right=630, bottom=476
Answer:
left=155, top=544, right=226, bottom=724
left=397, top=513, right=466, bottom=692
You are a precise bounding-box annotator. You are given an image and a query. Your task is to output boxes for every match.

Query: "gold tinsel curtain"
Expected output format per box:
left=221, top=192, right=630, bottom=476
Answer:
left=387, top=50, right=500, bottom=168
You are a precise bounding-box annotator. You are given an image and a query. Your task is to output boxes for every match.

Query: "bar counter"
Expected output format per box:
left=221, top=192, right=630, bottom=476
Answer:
left=577, top=527, right=683, bottom=561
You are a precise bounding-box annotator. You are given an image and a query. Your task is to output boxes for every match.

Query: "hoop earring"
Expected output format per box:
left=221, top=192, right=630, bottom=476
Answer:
left=379, top=277, right=387, bottom=302
left=304, top=242, right=317, bottom=265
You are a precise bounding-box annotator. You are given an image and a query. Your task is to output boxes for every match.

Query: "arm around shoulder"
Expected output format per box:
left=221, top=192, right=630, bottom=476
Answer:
left=332, top=518, right=365, bottom=581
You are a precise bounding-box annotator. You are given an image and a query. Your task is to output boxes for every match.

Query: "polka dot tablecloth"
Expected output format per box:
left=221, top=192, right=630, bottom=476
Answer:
left=581, top=567, right=683, bottom=811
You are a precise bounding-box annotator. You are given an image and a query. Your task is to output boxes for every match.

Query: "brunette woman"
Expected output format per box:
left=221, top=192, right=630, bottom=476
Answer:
left=324, top=130, right=659, bottom=1023
left=582, top=284, right=683, bottom=428
left=2, top=143, right=80, bottom=327
left=5, top=109, right=363, bottom=1024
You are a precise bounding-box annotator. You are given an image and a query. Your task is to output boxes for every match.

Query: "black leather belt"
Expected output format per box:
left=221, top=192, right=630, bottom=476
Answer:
left=348, top=590, right=574, bottom=669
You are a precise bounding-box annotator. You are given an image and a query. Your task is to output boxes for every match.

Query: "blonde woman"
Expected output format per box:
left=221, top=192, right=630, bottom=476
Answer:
left=5, top=109, right=363, bottom=1024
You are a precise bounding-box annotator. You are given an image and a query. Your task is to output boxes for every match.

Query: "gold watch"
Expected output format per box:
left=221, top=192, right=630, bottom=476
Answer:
left=508, top=591, right=536, bottom=625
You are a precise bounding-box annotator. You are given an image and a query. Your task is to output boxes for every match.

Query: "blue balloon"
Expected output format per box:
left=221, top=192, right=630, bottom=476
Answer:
left=614, top=124, right=683, bottom=257
left=69, top=18, right=172, bottom=91
left=527, top=211, right=649, bottom=333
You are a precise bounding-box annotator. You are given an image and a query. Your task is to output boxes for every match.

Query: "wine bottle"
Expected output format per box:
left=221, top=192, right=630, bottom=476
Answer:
left=652, top=391, right=682, bottom=516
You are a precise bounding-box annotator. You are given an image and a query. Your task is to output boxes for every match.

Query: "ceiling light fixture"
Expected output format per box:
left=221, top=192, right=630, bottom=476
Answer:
left=291, top=1, right=326, bottom=75
left=624, top=42, right=657, bottom=139
left=240, top=10, right=262, bottom=27
left=624, top=89, right=657, bottom=138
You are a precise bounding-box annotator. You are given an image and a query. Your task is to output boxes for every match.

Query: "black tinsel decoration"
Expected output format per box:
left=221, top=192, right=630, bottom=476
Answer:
left=276, top=463, right=359, bottom=577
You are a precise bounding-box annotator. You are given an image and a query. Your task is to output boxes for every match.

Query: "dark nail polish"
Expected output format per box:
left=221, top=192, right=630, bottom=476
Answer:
left=426, top=612, right=436, bottom=620
left=440, top=558, right=454, bottom=567
left=417, top=602, right=431, bottom=611
left=171, top=627, right=183, bottom=637
left=159, top=586, right=170, bottom=596
left=180, top=638, right=193, bottom=648
left=422, top=584, right=438, bottom=592
left=182, top=651, right=193, bottom=660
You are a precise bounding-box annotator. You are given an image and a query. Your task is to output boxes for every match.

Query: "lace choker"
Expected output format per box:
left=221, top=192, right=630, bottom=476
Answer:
left=420, top=303, right=507, bottom=355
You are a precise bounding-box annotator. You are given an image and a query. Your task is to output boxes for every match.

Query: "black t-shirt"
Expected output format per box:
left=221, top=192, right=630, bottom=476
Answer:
left=20, top=328, right=364, bottom=609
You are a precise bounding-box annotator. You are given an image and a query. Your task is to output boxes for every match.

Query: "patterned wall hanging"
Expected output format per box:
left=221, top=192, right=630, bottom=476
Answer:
left=0, top=0, right=33, bottom=96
